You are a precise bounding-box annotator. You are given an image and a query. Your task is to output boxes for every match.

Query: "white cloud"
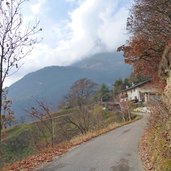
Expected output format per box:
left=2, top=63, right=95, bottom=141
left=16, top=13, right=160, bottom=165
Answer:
left=65, top=0, right=83, bottom=4
left=30, top=0, right=47, bottom=15
left=5, top=0, right=132, bottom=86
left=51, top=0, right=130, bottom=60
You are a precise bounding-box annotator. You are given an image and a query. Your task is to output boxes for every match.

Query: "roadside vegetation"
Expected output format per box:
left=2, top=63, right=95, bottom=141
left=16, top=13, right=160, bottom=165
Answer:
left=140, top=100, right=171, bottom=171
left=119, top=0, right=171, bottom=170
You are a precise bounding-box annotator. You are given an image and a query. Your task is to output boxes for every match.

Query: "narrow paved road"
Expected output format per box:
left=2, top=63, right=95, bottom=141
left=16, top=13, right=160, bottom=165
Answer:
left=39, top=113, right=147, bottom=171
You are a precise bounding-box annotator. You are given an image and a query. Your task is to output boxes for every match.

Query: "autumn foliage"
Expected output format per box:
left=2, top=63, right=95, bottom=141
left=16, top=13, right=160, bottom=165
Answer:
left=118, top=0, right=171, bottom=87
left=122, top=1, right=171, bottom=170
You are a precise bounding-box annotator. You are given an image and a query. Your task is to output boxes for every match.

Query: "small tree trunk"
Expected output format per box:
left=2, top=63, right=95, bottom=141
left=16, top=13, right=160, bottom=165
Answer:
left=0, top=64, right=2, bottom=143
left=0, top=95, right=2, bottom=143
left=122, top=112, right=125, bottom=122
left=128, top=111, right=132, bottom=121
left=51, top=118, right=54, bottom=147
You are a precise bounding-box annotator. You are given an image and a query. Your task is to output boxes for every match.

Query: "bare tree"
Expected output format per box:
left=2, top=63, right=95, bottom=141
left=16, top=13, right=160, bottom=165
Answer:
left=0, top=0, right=42, bottom=141
left=26, top=98, right=55, bottom=147
left=62, top=78, right=98, bottom=134
left=119, top=101, right=135, bottom=121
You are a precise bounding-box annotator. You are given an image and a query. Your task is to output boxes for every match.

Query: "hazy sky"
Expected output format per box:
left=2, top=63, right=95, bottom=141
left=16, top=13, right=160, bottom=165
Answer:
left=5, top=0, right=133, bottom=86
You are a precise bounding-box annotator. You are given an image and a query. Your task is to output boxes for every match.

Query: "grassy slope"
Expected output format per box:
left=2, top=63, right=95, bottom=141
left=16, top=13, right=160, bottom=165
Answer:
left=140, top=102, right=171, bottom=171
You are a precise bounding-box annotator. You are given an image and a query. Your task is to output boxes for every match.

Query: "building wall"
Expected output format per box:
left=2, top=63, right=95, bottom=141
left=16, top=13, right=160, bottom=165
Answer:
left=127, top=88, right=140, bottom=101
left=119, top=81, right=157, bottom=103
left=125, top=83, right=155, bottom=102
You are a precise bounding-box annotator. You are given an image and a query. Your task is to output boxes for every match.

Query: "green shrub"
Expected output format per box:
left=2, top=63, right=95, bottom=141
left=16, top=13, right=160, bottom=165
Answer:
left=0, top=125, right=35, bottom=167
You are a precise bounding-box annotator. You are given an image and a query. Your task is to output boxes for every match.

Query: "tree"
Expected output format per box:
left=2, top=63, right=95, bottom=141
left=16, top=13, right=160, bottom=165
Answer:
left=26, top=98, right=55, bottom=147
left=62, top=78, right=98, bottom=134
left=95, top=84, right=111, bottom=103
left=0, top=0, right=41, bottom=141
left=123, top=78, right=131, bottom=88
left=117, top=0, right=171, bottom=86
left=113, top=79, right=125, bottom=95
left=128, top=74, right=150, bottom=85
left=65, top=78, right=97, bottom=108
left=1, top=88, right=14, bottom=129
left=119, top=101, right=135, bottom=121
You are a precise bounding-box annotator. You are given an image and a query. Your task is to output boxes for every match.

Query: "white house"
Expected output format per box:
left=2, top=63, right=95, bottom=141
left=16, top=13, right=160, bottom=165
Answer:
left=119, top=79, right=157, bottom=103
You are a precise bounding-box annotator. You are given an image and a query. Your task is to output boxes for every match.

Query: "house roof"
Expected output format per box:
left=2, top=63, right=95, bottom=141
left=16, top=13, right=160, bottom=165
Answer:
left=124, top=79, right=151, bottom=91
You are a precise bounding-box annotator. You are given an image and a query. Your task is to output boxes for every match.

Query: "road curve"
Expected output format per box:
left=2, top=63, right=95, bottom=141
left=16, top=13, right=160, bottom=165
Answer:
left=38, top=114, right=147, bottom=171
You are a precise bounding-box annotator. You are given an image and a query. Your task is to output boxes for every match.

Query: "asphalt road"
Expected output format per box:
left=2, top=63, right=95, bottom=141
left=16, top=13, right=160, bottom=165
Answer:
left=39, top=113, right=147, bottom=171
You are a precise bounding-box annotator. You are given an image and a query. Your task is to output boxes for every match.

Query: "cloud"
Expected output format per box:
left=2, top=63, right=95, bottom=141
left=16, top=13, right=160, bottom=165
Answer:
left=51, top=0, right=131, bottom=60
left=5, top=0, right=132, bottom=86
left=30, top=0, right=47, bottom=15
left=65, top=0, right=83, bottom=5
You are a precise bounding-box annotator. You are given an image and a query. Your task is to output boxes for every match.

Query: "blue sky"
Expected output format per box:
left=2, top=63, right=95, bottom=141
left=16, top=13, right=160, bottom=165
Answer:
left=6, top=0, right=133, bottom=86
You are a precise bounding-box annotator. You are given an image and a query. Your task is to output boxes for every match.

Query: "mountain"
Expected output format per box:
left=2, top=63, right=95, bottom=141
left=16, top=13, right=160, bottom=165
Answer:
left=8, top=52, right=131, bottom=121
left=73, top=52, right=126, bottom=71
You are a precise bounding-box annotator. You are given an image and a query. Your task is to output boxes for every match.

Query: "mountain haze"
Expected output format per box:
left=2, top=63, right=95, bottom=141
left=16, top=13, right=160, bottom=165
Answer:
left=8, top=52, right=131, bottom=121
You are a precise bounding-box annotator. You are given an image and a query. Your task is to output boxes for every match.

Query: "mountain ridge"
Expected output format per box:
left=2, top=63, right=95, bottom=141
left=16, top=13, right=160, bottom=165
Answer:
left=8, top=52, right=131, bottom=121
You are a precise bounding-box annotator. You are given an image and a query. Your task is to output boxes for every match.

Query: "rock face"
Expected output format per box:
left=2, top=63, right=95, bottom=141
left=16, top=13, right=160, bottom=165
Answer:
left=163, top=71, right=171, bottom=108
left=159, top=44, right=171, bottom=108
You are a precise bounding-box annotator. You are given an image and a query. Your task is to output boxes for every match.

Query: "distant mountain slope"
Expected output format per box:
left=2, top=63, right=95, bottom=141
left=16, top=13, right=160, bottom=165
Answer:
left=73, top=52, right=126, bottom=71
left=8, top=52, right=131, bottom=121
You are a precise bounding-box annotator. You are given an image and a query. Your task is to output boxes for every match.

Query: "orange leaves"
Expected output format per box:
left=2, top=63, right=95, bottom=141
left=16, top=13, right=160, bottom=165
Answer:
left=3, top=149, right=54, bottom=170
left=118, top=0, right=171, bottom=87
left=2, top=145, right=70, bottom=171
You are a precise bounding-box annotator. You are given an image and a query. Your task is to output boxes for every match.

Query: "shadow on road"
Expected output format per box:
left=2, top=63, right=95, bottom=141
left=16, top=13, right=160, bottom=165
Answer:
left=111, top=158, right=132, bottom=171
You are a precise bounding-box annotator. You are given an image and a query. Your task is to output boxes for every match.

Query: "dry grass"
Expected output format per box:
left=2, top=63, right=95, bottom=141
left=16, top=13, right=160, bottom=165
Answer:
left=70, top=116, right=141, bottom=146
left=140, top=100, right=171, bottom=171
